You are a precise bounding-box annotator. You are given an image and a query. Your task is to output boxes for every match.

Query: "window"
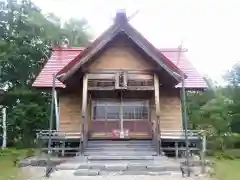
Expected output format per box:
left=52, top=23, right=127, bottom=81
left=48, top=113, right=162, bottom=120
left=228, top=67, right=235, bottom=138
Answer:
left=92, top=100, right=149, bottom=121
left=123, top=101, right=148, bottom=120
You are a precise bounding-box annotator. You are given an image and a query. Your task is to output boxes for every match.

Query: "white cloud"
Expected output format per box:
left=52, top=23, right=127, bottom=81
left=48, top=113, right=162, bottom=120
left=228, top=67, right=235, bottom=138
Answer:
left=33, top=0, right=240, bottom=82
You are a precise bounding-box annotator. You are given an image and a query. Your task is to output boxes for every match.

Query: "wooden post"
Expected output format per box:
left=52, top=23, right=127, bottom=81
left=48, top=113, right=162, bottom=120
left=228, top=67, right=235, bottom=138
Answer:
left=54, top=90, right=60, bottom=131
left=175, top=141, right=179, bottom=158
left=1, top=107, right=6, bottom=149
left=46, top=73, right=56, bottom=177
left=81, top=74, right=88, bottom=152
left=61, top=140, right=65, bottom=157
left=201, top=131, right=206, bottom=173
left=154, top=74, right=162, bottom=155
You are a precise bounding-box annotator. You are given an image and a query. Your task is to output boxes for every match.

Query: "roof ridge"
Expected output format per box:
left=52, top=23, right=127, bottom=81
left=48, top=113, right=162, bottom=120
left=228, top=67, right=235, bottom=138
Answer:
left=53, top=47, right=85, bottom=51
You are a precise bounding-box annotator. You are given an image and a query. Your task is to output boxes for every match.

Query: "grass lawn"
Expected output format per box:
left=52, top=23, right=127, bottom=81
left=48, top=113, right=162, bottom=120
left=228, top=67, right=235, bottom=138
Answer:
left=214, top=159, right=240, bottom=180
left=0, top=156, right=20, bottom=180
left=0, top=148, right=32, bottom=180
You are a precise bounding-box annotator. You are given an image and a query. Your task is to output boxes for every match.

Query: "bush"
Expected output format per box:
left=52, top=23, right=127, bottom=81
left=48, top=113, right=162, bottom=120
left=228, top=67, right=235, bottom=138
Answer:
left=214, top=149, right=240, bottom=160
left=25, top=148, right=35, bottom=158
left=214, top=151, right=235, bottom=160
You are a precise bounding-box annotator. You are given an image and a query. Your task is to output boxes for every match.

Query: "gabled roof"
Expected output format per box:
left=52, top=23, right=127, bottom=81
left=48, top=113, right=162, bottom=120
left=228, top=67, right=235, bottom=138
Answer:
left=161, top=49, right=207, bottom=88
left=57, top=11, right=184, bottom=82
left=32, top=47, right=207, bottom=89
left=32, top=47, right=83, bottom=88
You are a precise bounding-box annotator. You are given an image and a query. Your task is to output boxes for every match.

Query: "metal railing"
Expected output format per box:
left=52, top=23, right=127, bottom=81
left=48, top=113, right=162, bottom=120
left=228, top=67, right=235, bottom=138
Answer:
left=37, top=130, right=82, bottom=156
left=37, top=130, right=82, bottom=139
left=152, top=128, right=205, bottom=156
left=160, top=129, right=204, bottom=139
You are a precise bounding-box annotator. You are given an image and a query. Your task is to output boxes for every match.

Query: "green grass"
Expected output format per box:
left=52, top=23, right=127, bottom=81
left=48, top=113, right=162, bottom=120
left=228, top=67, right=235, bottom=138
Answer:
left=0, top=156, right=20, bottom=180
left=215, top=159, right=240, bottom=180
left=0, top=148, right=34, bottom=180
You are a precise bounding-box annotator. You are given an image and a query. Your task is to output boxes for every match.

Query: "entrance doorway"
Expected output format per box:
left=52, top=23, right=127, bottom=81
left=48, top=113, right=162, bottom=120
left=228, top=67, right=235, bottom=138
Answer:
left=89, top=94, right=152, bottom=139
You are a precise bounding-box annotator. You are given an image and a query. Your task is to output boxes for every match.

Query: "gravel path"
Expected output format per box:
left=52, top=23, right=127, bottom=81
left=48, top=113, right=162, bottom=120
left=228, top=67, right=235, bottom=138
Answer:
left=19, top=166, right=211, bottom=180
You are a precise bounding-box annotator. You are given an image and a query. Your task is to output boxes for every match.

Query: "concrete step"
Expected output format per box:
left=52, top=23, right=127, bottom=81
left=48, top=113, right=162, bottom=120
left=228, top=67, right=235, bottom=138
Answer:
left=86, top=146, right=154, bottom=150
left=99, top=170, right=181, bottom=176
left=87, top=143, right=153, bottom=147
left=84, top=151, right=157, bottom=156
left=74, top=169, right=100, bottom=176
left=87, top=155, right=154, bottom=161
left=73, top=169, right=180, bottom=176
left=88, top=140, right=152, bottom=144
left=56, top=161, right=180, bottom=171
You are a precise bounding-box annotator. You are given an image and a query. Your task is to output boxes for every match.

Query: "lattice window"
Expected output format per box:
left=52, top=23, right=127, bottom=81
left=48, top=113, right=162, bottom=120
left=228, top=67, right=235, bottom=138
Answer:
left=88, top=79, right=115, bottom=88
left=92, top=100, right=149, bottom=121
left=127, top=79, right=154, bottom=87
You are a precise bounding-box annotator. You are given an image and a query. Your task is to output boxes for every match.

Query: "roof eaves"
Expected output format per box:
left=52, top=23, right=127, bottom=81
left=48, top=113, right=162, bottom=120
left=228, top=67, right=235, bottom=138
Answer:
left=122, top=25, right=184, bottom=82
left=58, top=26, right=122, bottom=82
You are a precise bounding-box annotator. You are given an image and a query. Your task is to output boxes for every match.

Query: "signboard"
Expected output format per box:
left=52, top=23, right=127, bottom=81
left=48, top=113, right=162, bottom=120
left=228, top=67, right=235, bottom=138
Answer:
left=112, top=129, right=129, bottom=138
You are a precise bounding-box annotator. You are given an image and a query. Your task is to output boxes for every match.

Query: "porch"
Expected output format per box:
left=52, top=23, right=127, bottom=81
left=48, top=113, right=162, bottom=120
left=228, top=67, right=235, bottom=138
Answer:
left=37, top=129, right=205, bottom=159
left=37, top=69, right=206, bottom=158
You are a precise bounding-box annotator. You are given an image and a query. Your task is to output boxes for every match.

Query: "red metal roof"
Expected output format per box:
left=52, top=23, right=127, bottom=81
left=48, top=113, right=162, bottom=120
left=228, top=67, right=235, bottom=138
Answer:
left=32, top=47, right=83, bottom=88
left=32, top=47, right=207, bottom=89
left=161, top=49, right=207, bottom=88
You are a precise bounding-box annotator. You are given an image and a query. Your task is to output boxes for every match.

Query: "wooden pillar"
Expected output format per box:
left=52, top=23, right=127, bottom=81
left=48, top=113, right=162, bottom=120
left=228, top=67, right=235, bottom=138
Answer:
left=1, top=107, right=7, bottom=149
left=154, top=74, right=162, bottom=155
left=54, top=90, right=60, bottom=131
left=201, top=131, right=207, bottom=173
left=175, top=141, right=179, bottom=158
left=81, top=74, right=88, bottom=152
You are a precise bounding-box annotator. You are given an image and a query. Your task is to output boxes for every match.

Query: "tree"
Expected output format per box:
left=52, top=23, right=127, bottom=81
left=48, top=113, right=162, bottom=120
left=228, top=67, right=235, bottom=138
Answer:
left=0, top=0, right=90, bottom=147
left=224, top=63, right=240, bottom=133
left=62, top=18, right=90, bottom=46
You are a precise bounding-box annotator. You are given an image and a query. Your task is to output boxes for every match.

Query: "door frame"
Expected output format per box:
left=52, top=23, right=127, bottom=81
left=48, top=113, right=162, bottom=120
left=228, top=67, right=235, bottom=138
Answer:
left=90, top=97, right=151, bottom=139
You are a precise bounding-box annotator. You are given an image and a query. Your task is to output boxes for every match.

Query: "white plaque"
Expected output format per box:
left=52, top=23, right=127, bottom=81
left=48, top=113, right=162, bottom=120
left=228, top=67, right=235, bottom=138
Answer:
left=120, top=131, right=124, bottom=138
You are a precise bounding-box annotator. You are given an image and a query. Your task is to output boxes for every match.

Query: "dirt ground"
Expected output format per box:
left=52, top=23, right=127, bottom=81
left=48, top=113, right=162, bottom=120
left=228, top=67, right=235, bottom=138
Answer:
left=19, top=166, right=212, bottom=180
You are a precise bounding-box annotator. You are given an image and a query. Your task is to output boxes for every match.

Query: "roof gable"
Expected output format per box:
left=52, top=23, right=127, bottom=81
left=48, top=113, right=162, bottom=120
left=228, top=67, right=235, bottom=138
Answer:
left=32, top=47, right=207, bottom=89
left=57, top=11, right=184, bottom=82
left=32, top=47, right=83, bottom=88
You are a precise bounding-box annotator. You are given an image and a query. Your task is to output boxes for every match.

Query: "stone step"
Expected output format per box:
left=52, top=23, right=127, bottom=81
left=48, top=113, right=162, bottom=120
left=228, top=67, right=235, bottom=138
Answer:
left=86, top=147, right=155, bottom=151
left=99, top=170, right=181, bottom=176
left=84, top=151, right=157, bottom=156
left=87, top=143, right=153, bottom=147
left=88, top=140, right=152, bottom=144
left=56, top=162, right=180, bottom=171
left=74, top=169, right=100, bottom=176
left=73, top=169, right=180, bottom=176
left=87, top=155, right=154, bottom=161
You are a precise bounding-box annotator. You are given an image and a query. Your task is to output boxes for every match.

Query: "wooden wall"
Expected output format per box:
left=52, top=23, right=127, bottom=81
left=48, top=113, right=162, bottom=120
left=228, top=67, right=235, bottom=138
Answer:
left=58, top=38, right=182, bottom=133
left=58, top=88, right=182, bottom=132
left=151, top=88, right=182, bottom=131
left=88, top=40, right=154, bottom=70
left=59, top=92, right=82, bottom=132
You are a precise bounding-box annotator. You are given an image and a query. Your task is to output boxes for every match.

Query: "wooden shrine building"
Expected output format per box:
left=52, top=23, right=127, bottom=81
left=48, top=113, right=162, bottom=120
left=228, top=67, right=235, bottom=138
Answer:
left=33, top=11, right=207, bottom=156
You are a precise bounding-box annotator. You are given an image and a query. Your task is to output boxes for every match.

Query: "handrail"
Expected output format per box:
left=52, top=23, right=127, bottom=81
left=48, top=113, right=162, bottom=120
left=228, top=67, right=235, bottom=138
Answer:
left=160, top=130, right=204, bottom=138
left=152, top=120, right=160, bottom=156
left=37, top=130, right=82, bottom=138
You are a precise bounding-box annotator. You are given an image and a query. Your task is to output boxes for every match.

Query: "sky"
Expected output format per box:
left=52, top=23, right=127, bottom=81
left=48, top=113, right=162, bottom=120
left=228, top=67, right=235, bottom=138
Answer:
left=32, top=0, right=240, bottom=83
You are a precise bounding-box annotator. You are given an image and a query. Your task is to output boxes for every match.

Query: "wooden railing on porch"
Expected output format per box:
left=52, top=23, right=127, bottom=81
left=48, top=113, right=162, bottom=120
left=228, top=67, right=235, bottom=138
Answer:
left=36, top=130, right=82, bottom=156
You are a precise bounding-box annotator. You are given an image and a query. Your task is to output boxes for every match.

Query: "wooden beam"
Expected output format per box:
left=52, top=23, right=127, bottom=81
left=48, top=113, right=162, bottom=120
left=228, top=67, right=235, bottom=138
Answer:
left=87, top=69, right=152, bottom=74
left=128, top=74, right=153, bottom=80
left=81, top=74, right=88, bottom=152
left=88, top=87, right=115, bottom=91
left=115, top=72, right=120, bottom=89
left=154, top=74, right=160, bottom=116
left=82, top=74, right=88, bottom=118
left=123, top=71, right=128, bottom=89
left=154, top=74, right=161, bottom=155
left=127, top=86, right=154, bottom=91
left=88, top=73, right=115, bottom=80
